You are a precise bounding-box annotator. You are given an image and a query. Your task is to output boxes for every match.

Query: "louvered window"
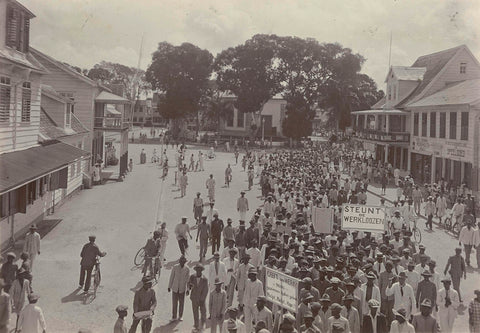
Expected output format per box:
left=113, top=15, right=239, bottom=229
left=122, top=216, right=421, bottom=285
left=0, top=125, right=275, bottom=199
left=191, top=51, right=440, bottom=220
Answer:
left=5, top=6, right=30, bottom=53
left=22, top=82, right=31, bottom=122
left=0, top=77, right=11, bottom=123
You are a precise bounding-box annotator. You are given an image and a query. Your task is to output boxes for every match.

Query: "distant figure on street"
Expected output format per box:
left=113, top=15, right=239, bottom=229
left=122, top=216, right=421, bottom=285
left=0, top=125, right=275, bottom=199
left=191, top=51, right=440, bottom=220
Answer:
left=0, top=252, right=18, bottom=292
left=158, top=222, right=169, bottom=264
left=23, top=224, right=41, bottom=269
left=209, top=278, right=227, bottom=333
left=179, top=171, right=188, bottom=197
left=469, top=290, right=480, bottom=333
left=437, top=276, right=459, bottom=333
left=444, top=247, right=466, bottom=302
left=206, top=174, right=216, bottom=202
left=198, top=151, right=204, bottom=171
left=196, top=216, right=210, bottom=261
left=168, top=256, right=189, bottom=321
left=79, top=235, right=106, bottom=294
left=237, top=192, right=249, bottom=223
left=128, top=158, right=133, bottom=172
left=174, top=217, right=192, bottom=256
left=225, top=164, right=232, bottom=187
left=17, top=293, right=46, bottom=333
left=130, top=276, right=156, bottom=333
left=0, top=278, right=11, bottom=332
left=193, top=192, right=204, bottom=225
left=188, top=264, right=208, bottom=331
left=114, top=305, right=128, bottom=333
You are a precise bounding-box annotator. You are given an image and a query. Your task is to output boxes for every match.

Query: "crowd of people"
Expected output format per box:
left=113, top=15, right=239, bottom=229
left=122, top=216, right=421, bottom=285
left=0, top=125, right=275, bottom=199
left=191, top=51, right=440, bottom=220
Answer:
left=1, top=141, right=480, bottom=333
left=134, top=143, right=480, bottom=333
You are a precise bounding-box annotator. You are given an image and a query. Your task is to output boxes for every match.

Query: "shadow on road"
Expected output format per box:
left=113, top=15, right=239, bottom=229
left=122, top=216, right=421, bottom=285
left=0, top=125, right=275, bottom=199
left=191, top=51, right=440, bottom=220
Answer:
left=152, top=320, right=180, bottom=333
left=61, top=287, right=85, bottom=303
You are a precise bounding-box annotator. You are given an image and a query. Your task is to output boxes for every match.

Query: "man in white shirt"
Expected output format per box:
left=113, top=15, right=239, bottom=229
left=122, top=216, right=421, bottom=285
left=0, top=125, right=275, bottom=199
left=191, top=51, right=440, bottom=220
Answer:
left=386, top=271, right=416, bottom=320
left=209, top=252, right=227, bottom=291
left=243, top=268, right=264, bottom=333
left=223, top=248, right=239, bottom=307
left=405, top=262, right=421, bottom=294
left=205, top=202, right=219, bottom=224
left=246, top=241, right=261, bottom=269
left=459, top=220, right=477, bottom=266
left=436, top=276, right=459, bottom=333
left=237, top=192, right=249, bottom=222
left=23, top=225, right=41, bottom=269
left=17, top=293, right=46, bottom=333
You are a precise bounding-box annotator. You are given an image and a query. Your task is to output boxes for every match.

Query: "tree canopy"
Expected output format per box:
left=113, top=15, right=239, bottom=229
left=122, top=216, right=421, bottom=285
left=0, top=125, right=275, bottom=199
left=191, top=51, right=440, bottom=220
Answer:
left=146, top=42, right=213, bottom=120
left=87, top=61, right=148, bottom=101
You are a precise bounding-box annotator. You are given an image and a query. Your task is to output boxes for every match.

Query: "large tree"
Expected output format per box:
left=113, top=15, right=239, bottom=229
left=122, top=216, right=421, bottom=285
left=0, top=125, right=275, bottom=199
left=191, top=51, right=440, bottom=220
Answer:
left=214, top=34, right=280, bottom=135
left=146, top=42, right=213, bottom=135
left=87, top=61, right=147, bottom=101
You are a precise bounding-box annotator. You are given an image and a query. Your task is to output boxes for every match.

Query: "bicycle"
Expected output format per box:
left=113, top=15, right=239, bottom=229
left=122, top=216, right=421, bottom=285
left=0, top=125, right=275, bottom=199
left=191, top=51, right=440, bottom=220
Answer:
left=444, top=211, right=463, bottom=238
left=389, top=218, right=422, bottom=244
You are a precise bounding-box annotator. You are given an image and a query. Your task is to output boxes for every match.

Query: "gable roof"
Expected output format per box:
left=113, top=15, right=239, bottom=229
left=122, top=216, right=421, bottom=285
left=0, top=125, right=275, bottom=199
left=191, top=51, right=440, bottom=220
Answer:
left=387, top=66, right=426, bottom=82
left=30, top=47, right=98, bottom=87
left=407, top=79, right=480, bottom=107
left=371, top=96, right=386, bottom=109
left=396, top=45, right=464, bottom=108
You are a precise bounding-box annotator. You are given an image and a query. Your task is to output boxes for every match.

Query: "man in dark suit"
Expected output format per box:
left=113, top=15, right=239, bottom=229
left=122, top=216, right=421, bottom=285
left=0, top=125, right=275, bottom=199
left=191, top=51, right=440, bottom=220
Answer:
left=362, top=299, right=388, bottom=333
left=188, top=263, right=209, bottom=331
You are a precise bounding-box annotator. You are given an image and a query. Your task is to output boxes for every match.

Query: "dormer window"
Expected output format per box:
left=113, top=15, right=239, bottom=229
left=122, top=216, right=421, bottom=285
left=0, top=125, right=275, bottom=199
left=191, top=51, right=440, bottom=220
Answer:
left=5, top=5, right=30, bottom=53
left=460, top=63, right=467, bottom=74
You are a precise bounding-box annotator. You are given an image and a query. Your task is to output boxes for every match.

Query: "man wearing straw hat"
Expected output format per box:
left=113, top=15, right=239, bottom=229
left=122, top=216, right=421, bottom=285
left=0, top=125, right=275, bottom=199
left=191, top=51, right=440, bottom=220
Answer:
left=390, top=308, right=414, bottom=333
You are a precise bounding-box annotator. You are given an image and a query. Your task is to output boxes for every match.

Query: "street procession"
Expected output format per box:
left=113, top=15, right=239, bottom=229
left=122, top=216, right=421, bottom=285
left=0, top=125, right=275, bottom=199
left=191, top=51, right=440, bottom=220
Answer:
left=1, top=0, right=480, bottom=332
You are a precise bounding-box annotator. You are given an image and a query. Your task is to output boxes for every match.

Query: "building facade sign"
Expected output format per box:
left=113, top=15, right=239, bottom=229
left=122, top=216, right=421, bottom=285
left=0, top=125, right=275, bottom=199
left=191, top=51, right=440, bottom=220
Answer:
left=411, top=137, right=473, bottom=163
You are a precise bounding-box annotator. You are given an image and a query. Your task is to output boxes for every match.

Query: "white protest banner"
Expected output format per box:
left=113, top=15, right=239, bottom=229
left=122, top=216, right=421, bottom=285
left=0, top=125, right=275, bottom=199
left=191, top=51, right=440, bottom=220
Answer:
left=312, top=207, right=333, bottom=234
left=265, top=267, right=300, bottom=313
left=341, top=204, right=386, bottom=232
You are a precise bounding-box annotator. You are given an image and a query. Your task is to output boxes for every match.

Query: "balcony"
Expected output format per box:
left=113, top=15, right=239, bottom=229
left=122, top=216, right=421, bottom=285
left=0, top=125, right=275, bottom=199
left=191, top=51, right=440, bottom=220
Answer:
left=352, top=127, right=410, bottom=143
left=94, top=116, right=130, bottom=131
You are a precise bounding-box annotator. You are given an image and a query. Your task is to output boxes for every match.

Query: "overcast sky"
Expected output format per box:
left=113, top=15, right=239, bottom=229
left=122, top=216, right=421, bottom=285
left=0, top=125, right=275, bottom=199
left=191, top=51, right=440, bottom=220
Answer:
left=24, top=0, right=479, bottom=91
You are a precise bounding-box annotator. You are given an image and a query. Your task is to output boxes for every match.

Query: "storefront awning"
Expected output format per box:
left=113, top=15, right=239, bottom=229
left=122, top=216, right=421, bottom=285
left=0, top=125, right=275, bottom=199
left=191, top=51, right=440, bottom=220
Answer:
left=106, top=104, right=121, bottom=115
left=0, top=141, right=90, bottom=194
left=95, top=91, right=130, bottom=104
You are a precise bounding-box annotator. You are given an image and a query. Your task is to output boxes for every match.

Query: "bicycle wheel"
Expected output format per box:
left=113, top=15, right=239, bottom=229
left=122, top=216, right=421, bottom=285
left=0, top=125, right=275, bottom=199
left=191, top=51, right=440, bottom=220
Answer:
left=444, top=217, right=452, bottom=231
left=413, top=227, right=422, bottom=244
left=93, top=268, right=101, bottom=296
left=134, top=247, right=146, bottom=266
left=452, top=222, right=462, bottom=238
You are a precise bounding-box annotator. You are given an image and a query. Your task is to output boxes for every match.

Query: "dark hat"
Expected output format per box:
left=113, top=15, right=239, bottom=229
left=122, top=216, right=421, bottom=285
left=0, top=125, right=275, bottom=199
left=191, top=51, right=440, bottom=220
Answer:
left=214, top=278, right=223, bottom=285
left=227, top=306, right=238, bottom=313
left=228, top=248, right=238, bottom=254
left=194, top=263, right=205, bottom=271
left=30, top=224, right=38, bottom=230
left=320, top=294, right=331, bottom=302
left=302, top=277, right=313, bottom=284
left=142, top=276, right=154, bottom=284
left=343, top=294, right=354, bottom=302
left=88, top=235, right=96, bottom=240
left=213, top=252, right=220, bottom=258
left=248, top=267, right=258, bottom=275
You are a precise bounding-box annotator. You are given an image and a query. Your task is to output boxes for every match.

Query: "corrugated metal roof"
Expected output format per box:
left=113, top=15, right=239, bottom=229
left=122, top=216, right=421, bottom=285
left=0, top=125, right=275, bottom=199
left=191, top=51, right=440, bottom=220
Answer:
left=407, top=79, right=480, bottom=107
left=391, top=66, right=426, bottom=81
left=0, top=141, right=90, bottom=193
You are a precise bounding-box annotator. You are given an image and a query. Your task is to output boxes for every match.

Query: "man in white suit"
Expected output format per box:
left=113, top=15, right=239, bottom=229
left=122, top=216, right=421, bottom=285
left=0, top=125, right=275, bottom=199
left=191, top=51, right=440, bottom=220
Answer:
left=436, top=276, right=459, bottom=333
left=23, top=225, right=41, bottom=269
left=209, top=252, right=227, bottom=291
left=386, top=271, right=416, bottom=320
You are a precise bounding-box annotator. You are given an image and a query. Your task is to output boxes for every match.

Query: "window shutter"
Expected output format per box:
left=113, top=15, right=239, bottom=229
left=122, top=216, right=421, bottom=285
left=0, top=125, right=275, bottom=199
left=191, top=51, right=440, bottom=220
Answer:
left=23, top=17, right=30, bottom=52
left=6, top=7, right=18, bottom=48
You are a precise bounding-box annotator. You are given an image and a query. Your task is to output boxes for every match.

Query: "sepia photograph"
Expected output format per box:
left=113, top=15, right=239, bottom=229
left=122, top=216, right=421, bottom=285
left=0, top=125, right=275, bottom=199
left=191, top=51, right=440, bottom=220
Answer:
left=0, top=0, right=479, bottom=332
